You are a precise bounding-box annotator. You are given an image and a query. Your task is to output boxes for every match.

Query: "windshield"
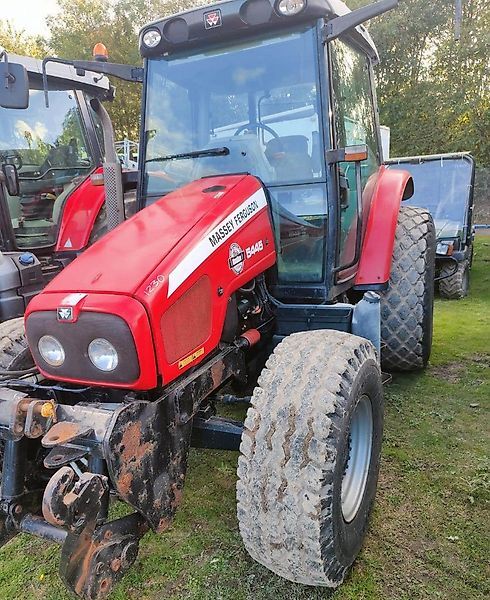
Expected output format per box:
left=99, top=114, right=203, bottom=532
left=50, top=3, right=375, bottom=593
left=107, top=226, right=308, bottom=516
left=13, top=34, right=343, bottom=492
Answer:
left=0, top=89, right=95, bottom=248
left=143, top=26, right=324, bottom=200
left=388, top=157, right=473, bottom=238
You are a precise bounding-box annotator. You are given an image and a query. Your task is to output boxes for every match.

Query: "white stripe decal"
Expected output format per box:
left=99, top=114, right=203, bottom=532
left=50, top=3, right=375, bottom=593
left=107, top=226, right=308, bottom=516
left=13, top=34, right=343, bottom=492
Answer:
left=167, top=188, right=267, bottom=297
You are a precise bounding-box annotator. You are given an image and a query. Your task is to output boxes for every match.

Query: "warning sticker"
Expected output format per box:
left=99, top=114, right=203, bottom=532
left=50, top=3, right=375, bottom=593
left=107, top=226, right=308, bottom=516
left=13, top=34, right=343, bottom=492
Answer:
left=178, top=347, right=205, bottom=369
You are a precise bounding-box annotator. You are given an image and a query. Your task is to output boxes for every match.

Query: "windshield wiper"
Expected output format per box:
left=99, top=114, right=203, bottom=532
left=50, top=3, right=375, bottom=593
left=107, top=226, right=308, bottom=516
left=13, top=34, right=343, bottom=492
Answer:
left=18, top=165, right=90, bottom=181
left=146, top=146, right=229, bottom=164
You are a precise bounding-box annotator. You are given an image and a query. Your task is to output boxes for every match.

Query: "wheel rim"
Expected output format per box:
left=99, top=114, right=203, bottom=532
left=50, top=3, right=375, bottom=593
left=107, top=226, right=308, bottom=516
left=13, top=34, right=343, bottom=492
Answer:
left=341, top=395, right=373, bottom=523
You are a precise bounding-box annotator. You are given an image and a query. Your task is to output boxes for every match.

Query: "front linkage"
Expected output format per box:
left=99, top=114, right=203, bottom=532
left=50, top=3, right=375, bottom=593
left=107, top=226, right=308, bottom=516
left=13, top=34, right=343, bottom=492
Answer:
left=0, top=336, right=250, bottom=599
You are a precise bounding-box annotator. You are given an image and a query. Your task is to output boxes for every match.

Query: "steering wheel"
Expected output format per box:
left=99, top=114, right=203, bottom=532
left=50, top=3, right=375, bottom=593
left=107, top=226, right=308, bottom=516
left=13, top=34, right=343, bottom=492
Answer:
left=233, top=122, right=279, bottom=139
left=0, top=150, right=23, bottom=170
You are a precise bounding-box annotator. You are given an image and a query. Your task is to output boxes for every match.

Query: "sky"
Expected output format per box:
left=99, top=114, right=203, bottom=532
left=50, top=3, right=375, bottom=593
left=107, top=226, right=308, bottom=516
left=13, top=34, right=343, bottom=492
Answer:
left=3, top=0, right=60, bottom=36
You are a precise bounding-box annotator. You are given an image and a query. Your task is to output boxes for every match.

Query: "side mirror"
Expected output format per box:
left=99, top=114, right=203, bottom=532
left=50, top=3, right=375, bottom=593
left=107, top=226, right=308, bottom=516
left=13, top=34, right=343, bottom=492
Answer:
left=323, top=0, right=398, bottom=42
left=1, top=164, right=20, bottom=196
left=0, top=53, right=29, bottom=109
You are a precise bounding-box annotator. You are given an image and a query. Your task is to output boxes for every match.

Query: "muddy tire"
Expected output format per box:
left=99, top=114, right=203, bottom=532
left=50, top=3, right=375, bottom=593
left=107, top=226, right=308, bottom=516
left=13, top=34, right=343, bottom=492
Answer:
left=0, top=318, right=33, bottom=475
left=439, top=260, right=469, bottom=299
left=0, top=317, right=33, bottom=371
left=237, top=330, right=383, bottom=587
left=380, top=205, right=436, bottom=371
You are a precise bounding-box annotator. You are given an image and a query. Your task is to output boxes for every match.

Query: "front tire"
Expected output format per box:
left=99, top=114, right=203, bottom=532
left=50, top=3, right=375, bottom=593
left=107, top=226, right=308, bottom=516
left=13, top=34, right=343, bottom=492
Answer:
left=237, top=330, right=383, bottom=587
left=439, top=260, right=469, bottom=299
left=381, top=205, right=436, bottom=371
left=0, top=318, right=33, bottom=478
left=0, top=317, right=32, bottom=371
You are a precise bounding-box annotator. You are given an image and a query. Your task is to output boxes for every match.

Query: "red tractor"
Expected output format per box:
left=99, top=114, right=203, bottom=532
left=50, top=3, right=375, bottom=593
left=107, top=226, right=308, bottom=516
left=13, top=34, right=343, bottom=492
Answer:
left=0, top=1, right=435, bottom=598
left=0, top=51, right=139, bottom=320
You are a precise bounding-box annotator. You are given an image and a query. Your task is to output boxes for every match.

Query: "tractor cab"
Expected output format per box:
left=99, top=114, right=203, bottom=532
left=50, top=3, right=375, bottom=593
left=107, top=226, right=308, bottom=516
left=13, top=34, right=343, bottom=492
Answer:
left=386, top=152, right=475, bottom=298
left=386, top=153, right=474, bottom=250
left=139, top=0, right=383, bottom=302
left=0, top=52, right=140, bottom=320
left=0, top=54, right=111, bottom=253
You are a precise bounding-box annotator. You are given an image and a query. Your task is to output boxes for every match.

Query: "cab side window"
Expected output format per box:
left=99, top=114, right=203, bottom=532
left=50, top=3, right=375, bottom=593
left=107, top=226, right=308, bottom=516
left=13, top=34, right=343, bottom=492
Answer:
left=330, top=40, right=380, bottom=267
left=0, top=89, right=95, bottom=248
left=88, top=97, right=105, bottom=156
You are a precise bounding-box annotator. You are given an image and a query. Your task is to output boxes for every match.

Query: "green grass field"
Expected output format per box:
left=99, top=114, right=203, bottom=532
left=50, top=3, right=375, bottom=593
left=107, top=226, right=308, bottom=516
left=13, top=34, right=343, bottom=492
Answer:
left=0, top=239, right=488, bottom=600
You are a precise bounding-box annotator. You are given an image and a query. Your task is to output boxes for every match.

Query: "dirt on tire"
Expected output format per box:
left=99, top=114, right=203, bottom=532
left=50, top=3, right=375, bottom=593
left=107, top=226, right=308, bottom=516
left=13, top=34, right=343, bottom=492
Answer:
left=236, top=329, right=383, bottom=587
left=0, top=318, right=33, bottom=474
left=0, top=317, right=33, bottom=371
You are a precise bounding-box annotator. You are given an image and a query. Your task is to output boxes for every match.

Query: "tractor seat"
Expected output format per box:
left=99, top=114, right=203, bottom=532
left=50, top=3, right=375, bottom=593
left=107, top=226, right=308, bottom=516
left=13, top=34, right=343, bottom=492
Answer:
left=265, top=135, right=313, bottom=181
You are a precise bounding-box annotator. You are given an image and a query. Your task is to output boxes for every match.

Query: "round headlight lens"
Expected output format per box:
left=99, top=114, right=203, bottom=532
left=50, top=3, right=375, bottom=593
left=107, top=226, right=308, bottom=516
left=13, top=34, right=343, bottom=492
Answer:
left=88, top=338, right=119, bottom=372
left=38, top=335, right=65, bottom=367
left=142, top=28, right=162, bottom=48
left=276, top=0, right=306, bottom=16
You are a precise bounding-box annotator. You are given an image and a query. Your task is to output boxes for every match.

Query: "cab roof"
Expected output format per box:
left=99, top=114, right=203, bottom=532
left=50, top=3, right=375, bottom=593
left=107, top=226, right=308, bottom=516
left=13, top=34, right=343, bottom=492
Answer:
left=140, top=0, right=379, bottom=62
left=9, top=53, right=111, bottom=98
left=386, top=152, right=473, bottom=165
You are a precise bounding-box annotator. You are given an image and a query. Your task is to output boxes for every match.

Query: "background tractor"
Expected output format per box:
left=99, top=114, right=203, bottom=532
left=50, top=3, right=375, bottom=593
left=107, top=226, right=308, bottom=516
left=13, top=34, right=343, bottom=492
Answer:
left=0, top=51, right=138, bottom=322
left=0, top=1, right=436, bottom=598
left=387, top=152, right=475, bottom=299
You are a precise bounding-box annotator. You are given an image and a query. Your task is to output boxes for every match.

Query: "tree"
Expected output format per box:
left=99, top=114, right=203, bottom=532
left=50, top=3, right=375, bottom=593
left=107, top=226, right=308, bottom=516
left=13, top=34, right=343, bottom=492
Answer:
left=47, top=0, right=203, bottom=140
left=0, top=21, right=47, bottom=58
left=47, top=0, right=139, bottom=140
left=351, top=0, right=490, bottom=165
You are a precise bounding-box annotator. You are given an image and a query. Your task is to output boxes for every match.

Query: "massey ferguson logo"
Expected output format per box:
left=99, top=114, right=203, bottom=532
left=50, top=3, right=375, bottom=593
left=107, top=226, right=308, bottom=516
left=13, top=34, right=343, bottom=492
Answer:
left=228, top=243, right=245, bottom=275
left=57, top=307, right=73, bottom=321
left=204, top=9, right=222, bottom=29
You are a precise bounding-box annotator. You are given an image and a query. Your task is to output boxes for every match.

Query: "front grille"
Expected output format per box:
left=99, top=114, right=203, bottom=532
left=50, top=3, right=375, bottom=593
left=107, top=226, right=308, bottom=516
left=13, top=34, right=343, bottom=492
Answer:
left=26, top=310, right=140, bottom=384
left=161, top=275, right=212, bottom=364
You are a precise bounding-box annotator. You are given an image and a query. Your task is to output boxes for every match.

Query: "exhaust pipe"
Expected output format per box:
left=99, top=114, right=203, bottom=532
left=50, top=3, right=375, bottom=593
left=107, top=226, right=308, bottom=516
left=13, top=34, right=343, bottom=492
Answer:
left=90, top=97, right=124, bottom=230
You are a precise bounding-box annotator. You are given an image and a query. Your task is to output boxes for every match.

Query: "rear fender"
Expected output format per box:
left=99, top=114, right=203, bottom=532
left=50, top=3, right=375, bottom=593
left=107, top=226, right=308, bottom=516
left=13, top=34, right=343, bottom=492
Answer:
left=354, top=165, right=413, bottom=289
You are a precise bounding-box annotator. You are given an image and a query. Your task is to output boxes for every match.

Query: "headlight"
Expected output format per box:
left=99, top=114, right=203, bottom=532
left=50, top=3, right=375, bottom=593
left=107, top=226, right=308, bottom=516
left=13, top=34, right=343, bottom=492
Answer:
left=38, top=335, right=65, bottom=367
left=142, top=28, right=162, bottom=48
left=276, top=0, right=306, bottom=16
left=88, top=338, right=119, bottom=372
left=436, top=241, right=454, bottom=255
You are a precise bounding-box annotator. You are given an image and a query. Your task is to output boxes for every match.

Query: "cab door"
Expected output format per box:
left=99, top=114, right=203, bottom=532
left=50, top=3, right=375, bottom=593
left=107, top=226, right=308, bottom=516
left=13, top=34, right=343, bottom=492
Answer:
left=329, top=38, right=381, bottom=285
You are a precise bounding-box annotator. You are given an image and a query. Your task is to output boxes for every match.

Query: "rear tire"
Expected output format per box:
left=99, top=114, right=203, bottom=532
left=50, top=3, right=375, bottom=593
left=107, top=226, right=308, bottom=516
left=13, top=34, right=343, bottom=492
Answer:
left=381, top=205, right=435, bottom=371
left=439, top=260, right=469, bottom=299
left=237, top=330, right=383, bottom=587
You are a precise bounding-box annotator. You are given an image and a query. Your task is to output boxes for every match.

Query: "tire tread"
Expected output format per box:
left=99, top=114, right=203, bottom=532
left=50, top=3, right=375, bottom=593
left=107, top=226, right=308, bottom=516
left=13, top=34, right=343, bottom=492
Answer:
left=237, top=330, right=379, bottom=587
left=0, top=317, right=31, bottom=370
left=381, top=205, right=435, bottom=371
left=439, top=260, right=469, bottom=299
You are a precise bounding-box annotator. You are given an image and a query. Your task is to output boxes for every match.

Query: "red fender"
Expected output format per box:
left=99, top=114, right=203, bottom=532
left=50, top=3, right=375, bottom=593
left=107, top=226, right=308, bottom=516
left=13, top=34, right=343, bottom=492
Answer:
left=354, top=165, right=413, bottom=288
left=55, top=168, right=105, bottom=252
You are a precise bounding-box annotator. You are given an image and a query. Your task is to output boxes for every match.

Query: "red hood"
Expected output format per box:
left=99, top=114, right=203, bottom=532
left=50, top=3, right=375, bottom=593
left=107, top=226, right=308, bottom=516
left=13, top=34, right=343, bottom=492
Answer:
left=43, top=175, right=250, bottom=296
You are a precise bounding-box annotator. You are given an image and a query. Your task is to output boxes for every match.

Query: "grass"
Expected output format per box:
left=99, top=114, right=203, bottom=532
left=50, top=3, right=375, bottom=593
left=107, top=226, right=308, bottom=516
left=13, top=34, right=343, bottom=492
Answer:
left=0, top=239, right=489, bottom=600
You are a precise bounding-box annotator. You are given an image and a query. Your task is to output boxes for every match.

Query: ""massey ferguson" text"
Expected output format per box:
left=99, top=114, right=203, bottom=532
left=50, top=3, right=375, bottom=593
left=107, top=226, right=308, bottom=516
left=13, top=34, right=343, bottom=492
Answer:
left=208, top=198, right=260, bottom=248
